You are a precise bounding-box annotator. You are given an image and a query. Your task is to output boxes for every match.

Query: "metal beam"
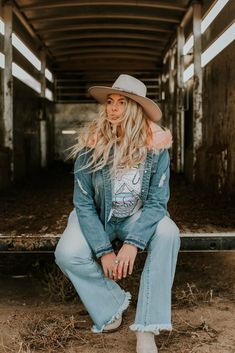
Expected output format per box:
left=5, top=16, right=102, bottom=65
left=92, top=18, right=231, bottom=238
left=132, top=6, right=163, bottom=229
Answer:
left=56, top=84, right=159, bottom=90
left=29, top=13, right=180, bottom=24
left=180, top=3, right=193, bottom=28
left=54, top=47, right=162, bottom=59
left=48, top=38, right=167, bottom=49
left=21, top=1, right=186, bottom=12
left=54, top=70, right=161, bottom=74
left=192, top=1, right=203, bottom=182
left=57, top=92, right=159, bottom=97
left=2, top=2, right=14, bottom=181
left=53, top=43, right=165, bottom=56
left=1, top=233, right=235, bottom=253
left=39, top=23, right=172, bottom=36
left=180, top=233, right=235, bottom=252
left=39, top=50, right=47, bottom=168
left=176, top=26, right=185, bottom=173
left=45, top=32, right=170, bottom=46
left=56, top=52, right=161, bottom=62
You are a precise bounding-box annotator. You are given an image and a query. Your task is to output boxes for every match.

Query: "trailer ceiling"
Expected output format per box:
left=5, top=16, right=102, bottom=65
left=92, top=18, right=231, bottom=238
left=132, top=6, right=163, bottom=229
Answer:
left=14, top=0, right=192, bottom=102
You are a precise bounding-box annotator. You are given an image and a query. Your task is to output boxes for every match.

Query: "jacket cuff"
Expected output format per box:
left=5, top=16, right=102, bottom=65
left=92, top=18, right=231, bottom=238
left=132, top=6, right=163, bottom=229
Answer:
left=124, top=237, right=146, bottom=251
left=95, top=244, right=114, bottom=258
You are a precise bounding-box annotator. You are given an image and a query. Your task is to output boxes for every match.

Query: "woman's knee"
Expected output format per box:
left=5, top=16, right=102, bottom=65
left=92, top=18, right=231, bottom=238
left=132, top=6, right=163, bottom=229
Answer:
left=55, top=240, right=93, bottom=271
left=54, top=210, right=92, bottom=269
left=54, top=234, right=77, bottom=270
left=155, top=216, right=180, bottom=244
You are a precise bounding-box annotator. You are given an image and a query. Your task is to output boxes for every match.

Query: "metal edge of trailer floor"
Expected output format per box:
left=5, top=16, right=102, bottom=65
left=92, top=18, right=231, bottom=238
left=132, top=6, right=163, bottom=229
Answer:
left=0, top=233, right=235, bottom=253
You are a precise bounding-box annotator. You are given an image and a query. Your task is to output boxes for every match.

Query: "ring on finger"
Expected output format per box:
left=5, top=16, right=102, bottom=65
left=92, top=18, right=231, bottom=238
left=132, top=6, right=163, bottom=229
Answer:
left=114, top=259, right=120, bottom=265
left=109, top=269, right=113, bottom=277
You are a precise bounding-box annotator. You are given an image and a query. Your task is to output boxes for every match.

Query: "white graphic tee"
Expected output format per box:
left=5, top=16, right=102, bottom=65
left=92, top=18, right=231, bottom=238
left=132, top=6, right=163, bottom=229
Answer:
left=111, top=165, right=143, bottom=218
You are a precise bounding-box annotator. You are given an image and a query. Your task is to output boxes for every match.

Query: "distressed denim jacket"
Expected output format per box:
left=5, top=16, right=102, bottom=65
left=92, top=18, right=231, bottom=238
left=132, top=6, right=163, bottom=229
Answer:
left=73, top=147, right=170, bottom=258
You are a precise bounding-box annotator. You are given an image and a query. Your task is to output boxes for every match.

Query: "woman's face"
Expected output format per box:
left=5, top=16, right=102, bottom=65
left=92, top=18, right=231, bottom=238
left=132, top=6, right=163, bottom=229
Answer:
left=106, top=93, right=127, bottom=123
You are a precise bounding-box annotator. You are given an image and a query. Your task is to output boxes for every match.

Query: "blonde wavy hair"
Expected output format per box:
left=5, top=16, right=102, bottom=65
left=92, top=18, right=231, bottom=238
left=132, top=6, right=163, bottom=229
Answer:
left=67, top=96, right=153, bottom=174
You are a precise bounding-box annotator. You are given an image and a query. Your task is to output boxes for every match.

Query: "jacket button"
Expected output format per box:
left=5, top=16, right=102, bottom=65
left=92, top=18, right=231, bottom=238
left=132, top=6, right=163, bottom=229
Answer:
left=144, top=170, right=147, bottom=173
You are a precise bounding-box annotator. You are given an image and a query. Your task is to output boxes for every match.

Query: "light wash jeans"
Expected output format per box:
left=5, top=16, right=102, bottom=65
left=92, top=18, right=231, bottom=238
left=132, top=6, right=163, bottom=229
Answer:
left=55, top=208, right=180, bottom=334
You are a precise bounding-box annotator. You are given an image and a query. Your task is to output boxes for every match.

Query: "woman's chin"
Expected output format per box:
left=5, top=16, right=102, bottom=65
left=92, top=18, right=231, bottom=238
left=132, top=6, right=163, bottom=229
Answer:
left=107, top=116, right=121, bottom=123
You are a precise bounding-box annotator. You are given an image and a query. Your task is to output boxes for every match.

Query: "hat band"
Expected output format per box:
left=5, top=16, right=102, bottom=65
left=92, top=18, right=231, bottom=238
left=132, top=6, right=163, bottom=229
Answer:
left=112, top=86, right=144, bottom=97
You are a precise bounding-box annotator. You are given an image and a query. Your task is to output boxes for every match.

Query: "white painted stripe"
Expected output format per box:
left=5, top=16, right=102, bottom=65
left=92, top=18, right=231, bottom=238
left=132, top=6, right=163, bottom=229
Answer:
left=183, top=0, right=231, bottom=55
left=183, top=35, right=194, bottom=55
left=201, top=0, right=230, bottom=33
left=0, top=52, right=5, bottom=69
left=45, top=88, right=53, bottom=101
left=183, top=63, right=194, bottom=82
left=184, top=22, right=235, bottom=82
left=45, top=68, right=53, bottom=82
left=12, top=63, right=41, bottom=93
left=202, top=22, right=235, bottom=67
left=12, top=33, right=41, bottom=71
left=0, top=18, right=4, bottom=35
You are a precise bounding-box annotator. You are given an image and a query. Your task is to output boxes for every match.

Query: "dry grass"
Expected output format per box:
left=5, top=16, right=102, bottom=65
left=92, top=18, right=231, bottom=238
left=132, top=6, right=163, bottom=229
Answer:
left=19, top=313, right=88, bottom=352
left=40, top=265, right=77, bottom=303
left=1, top=312, right=115, bottom=353
left=157, top=314, right=218, bottom=353
left=0, top=310, right=218, bottom=353
left=173, top=282, right=214, bottom=308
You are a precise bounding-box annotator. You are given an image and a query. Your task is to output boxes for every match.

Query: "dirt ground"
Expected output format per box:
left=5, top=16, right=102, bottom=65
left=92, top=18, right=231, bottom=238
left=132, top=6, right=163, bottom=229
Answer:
left=0, top=162, right=235, bottom=353
left=0, top=252, right=234, bottom=353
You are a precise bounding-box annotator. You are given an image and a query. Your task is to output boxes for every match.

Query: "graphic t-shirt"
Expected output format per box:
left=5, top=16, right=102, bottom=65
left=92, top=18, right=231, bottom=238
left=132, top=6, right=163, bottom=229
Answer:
left=111, top=165, right=143, bottom=218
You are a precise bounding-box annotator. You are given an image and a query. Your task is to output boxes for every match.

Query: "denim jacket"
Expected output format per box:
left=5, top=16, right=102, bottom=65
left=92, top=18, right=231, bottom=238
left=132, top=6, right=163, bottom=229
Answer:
left=73, top=147, right=170, bottom=258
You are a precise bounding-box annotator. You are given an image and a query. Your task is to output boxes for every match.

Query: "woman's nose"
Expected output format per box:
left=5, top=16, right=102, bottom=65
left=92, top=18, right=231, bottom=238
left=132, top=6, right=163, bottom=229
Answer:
left=112, top=103, right=118, bottom=111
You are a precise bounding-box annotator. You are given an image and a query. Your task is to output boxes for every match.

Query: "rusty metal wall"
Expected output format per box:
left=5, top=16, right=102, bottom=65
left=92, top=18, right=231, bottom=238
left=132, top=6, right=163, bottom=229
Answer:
left=13, top=79, right=41, bottom=179
left=162, top=1, right=235, bottom=195
left=197, top=40, right=235, bottom=194
left=0, top=76, right=54, bottom=188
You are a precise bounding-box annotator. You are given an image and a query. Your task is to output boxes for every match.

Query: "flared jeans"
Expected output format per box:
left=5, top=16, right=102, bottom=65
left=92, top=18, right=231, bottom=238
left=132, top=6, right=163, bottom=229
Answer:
left=55, top=208, right=180, bottom=334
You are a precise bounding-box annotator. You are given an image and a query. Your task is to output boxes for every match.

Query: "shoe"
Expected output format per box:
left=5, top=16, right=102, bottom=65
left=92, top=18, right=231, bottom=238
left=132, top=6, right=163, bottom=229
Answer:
left=103, top=315, right=122, bottom=332
left=136, top=332, right=158, bottom=353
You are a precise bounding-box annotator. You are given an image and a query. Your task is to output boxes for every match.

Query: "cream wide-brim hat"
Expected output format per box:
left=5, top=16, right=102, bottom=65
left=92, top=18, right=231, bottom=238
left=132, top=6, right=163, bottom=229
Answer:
left=88, top=74, right=162, bottom=122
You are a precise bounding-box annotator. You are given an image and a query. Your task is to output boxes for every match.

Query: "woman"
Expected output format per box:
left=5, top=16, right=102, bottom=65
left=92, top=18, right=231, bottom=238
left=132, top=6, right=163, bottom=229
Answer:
left=55, top=74, right=180, bottom=353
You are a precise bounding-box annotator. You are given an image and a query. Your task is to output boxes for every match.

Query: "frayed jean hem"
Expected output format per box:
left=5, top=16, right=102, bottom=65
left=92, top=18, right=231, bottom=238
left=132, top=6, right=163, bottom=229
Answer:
left=129, top=323, right=172, bottom=335
left=91, top=291, right=131, bottom=333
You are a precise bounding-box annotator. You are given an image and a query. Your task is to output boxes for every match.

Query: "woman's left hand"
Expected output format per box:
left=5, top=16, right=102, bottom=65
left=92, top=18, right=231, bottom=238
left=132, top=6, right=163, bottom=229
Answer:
left=115, top=244, right=138, bottom=280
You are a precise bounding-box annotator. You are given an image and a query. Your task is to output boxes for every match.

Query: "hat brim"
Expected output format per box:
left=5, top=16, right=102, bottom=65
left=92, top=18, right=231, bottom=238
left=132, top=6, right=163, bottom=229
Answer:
left=88, top=86, right=162, bottom=122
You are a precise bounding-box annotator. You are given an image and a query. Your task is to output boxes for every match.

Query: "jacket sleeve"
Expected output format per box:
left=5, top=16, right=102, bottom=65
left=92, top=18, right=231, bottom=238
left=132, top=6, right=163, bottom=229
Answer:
left=73, top=151, right=114, bottom=258
left=124, top=148, right=170, bottom=250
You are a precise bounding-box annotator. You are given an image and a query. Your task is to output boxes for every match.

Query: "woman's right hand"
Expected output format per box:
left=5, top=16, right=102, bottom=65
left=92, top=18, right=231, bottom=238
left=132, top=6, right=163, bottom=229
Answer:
left=101, top=252, right=118, bottom=281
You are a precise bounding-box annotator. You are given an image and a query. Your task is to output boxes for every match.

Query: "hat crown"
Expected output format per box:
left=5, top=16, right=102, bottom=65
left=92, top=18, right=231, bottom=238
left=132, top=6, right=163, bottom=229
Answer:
left=112, top=74, right=147, bottom=97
